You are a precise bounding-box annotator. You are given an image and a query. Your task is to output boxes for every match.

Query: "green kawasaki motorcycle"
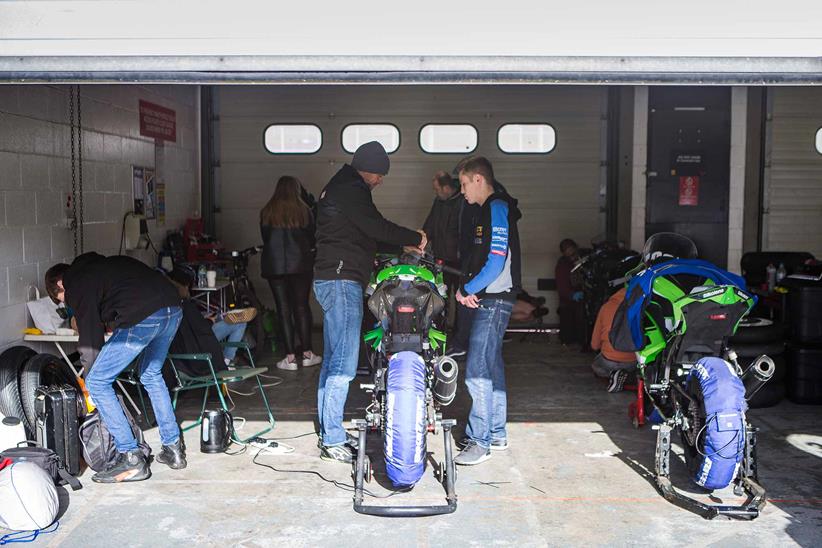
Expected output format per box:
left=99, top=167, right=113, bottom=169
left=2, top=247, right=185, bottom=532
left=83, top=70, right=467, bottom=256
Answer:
left=611, top=233, right=775, bottom=519
left=352, top=252, right=462, bottom=517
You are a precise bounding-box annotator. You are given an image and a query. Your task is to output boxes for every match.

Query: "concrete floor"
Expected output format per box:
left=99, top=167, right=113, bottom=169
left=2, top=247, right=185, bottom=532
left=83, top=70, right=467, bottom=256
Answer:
left=42, top=336, right=822, bottom=547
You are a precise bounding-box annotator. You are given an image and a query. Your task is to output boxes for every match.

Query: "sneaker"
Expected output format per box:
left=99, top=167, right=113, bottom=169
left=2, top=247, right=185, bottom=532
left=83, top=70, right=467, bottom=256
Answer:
left=490, top=438, right=509, bottom=451
left=454, top=441, right=491, bottom=466
left=317, top=432, right=359, bottom=451
left=276, top=357, right=298, bottom=371
left=302, top=352, right=322, bottom=367
left=459, top=436, right=508, bottom=452
left=92, top=449, right=151, bottom=483
left=320, top=443, right=354, bottom=464
left=607, top=370, right=628, bottom=393
left=446, top=344, right=467, bottom=358
left=155, top=438, right=187, bottom=470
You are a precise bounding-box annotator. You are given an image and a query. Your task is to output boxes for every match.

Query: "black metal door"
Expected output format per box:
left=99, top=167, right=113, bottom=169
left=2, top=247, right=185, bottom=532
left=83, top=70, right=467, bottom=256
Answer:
left=646, top=87, right=730, bottom=267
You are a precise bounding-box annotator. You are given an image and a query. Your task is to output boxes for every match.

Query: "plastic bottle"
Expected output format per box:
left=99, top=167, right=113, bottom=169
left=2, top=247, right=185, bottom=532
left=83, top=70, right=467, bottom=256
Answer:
left=766, top=263, right=777, bottom=292
left=776, top=262, right=787, bottom=284
left=198, top=265, right=207, bottom=288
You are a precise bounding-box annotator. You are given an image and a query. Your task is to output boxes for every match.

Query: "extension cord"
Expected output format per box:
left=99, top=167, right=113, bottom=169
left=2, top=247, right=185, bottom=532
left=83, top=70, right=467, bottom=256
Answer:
left=249, top=438, right=294, bottom=455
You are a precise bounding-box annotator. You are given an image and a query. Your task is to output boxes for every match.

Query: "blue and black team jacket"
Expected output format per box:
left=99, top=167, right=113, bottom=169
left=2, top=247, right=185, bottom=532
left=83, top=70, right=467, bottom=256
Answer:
left=461, top=191, right=522, bottom=301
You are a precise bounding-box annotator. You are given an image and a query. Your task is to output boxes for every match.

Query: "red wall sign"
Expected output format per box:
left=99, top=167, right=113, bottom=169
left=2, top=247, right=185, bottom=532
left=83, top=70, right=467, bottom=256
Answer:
left=678, top=175, right=700, bottom=206
left=139, top=100, right=177, bottom=142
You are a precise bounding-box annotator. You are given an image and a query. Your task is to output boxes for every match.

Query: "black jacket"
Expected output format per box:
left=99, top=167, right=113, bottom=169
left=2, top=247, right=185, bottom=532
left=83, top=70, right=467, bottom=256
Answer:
left=260, top=214, right=315, bottom=277
left=459, top=180, right=507, bottom=268
left=423, top=192, right=461, bottom=263
left=462, top=190, right=522, bottom=302
left=314, top=164, right=423, bottom=287
left=168, top=299, right=226, bottom=376
left=63, top=252, right=180, bottom=371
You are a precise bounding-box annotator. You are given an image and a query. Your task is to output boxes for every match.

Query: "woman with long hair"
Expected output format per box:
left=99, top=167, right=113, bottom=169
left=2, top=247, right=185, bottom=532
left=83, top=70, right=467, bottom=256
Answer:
left=260, top=175, right=320, bottom=370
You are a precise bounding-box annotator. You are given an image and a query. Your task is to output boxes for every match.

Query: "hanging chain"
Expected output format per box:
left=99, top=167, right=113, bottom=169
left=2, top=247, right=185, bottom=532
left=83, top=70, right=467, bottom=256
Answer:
left=69, top=86, right=78, bottom=257
left=76, top=85, right=84, bottom=254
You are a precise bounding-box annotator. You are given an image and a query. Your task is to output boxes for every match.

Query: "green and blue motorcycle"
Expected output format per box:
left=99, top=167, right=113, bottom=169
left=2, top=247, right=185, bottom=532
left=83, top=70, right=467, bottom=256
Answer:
left=352, top=252, right=462, bottom=517
left=612, top=233, right=775, bottom=519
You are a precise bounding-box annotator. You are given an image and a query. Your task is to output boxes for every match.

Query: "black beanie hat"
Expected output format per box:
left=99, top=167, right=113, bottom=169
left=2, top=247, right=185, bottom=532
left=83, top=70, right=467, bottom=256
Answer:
left=351, top=141, right=390, bottom=175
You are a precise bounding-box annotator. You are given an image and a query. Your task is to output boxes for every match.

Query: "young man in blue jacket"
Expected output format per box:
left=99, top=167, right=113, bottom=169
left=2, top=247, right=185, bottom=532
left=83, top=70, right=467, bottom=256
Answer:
left=454, top=156, right=522, bottom=466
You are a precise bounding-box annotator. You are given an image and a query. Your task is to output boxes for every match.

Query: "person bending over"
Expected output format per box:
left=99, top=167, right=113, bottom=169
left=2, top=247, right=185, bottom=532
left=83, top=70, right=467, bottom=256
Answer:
left=454, top=156, right=522, bottom=466
left=45, top=253, right=185, bottom=483
left=590, top=287, right=636, bottom=392
left=313, top=141, right=426, bottom=464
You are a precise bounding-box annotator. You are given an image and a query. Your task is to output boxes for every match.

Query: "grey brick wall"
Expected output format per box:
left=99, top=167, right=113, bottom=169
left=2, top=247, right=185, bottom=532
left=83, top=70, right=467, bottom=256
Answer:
left=0, top=84, right=200, bottom=350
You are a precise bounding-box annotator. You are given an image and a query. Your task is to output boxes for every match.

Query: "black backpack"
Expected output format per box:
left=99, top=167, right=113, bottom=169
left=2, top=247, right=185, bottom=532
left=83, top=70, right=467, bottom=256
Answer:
left=78, top=395, right=151, bottom=472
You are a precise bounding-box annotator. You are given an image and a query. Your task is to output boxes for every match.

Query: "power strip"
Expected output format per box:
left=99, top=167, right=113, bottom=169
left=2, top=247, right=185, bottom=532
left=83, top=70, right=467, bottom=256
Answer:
left=249, top=438, right=294, bottom=455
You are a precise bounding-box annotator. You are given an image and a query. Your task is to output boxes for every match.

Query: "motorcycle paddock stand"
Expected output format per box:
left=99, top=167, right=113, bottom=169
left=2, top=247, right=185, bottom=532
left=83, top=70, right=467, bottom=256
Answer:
left=352, top=418, right=458, bottom=517
left=653, top=424, right=766, bottom=520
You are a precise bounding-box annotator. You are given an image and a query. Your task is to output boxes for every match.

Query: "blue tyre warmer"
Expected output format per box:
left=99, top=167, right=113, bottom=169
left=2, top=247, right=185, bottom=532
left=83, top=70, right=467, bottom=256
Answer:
left=688, top=357, right=748, bottom=490
left=384, top=351, right=427, bottom=487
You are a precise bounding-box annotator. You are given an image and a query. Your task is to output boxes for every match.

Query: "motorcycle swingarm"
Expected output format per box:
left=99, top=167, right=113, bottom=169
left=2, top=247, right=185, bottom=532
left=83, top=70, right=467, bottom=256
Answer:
left=352, top=419, right=458, bottom=517
left=654, top=424, right=765, bottom=520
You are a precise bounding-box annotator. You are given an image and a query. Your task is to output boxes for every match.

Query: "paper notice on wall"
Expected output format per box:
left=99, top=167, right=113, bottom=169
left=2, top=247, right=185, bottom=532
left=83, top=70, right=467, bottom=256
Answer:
left=678, top=175, right=699, bottom=206
left=132, top=165, right=157, bottom=219
left=132, top=166, right=145, bottom=215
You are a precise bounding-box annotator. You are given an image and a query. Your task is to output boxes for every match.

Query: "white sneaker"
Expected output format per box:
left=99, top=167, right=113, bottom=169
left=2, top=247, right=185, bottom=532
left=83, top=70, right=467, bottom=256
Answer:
left=276, top=357, right=298, bottom=371
left=302, top=352, right=322, bottom=367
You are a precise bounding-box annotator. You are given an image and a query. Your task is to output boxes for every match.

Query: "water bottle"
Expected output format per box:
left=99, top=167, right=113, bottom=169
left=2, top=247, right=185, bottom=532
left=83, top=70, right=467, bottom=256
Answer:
left=198, top=265, right=207, bottom=288
left=776, top=262, right=787, bottom=284
left=766, top=263, right=776, bottom=292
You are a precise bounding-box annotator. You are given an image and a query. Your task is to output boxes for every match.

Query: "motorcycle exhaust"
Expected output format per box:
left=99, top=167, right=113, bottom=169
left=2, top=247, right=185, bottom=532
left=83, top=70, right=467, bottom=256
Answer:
left=741, top=355, right=775, bottom=401
left=433, top=356, right=459, bottom=406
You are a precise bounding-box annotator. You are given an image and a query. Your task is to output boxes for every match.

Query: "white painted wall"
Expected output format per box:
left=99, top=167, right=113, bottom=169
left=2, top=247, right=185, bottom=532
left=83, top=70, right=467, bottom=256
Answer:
left=215, top=85, right=607, bottom=323
left=727, top=88, right=748, bottom=273
left=1, top=1, right=821, bottom=58
left=0, top=84, right=200, bottom=351
left=762, top=87, right=822, bottom=258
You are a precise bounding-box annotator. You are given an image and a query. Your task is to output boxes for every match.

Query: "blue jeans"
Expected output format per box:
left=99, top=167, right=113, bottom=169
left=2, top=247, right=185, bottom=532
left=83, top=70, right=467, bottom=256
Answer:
left=465, top=298, right=513, bottom=448
left=212, top=320, right=246, bottom=361
left=313, top=280, right=363, bottom=447
left=86, top=306, right=182, bottom=453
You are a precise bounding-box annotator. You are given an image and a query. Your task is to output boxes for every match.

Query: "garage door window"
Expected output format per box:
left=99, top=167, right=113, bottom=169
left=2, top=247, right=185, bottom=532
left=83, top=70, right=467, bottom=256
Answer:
left=497, top=124, right=556, bottom=154
left=264, top=124, right=322, bottom=154
left=342, top=124, right=400, bottom=154
left=816, top=127, right=822, bottom=155
left=419, top=124, right=478, bottom=154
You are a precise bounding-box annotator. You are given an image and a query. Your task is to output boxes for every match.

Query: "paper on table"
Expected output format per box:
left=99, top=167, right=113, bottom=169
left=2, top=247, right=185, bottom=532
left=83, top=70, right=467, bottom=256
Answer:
left=26, top=296, right=67, bottom=334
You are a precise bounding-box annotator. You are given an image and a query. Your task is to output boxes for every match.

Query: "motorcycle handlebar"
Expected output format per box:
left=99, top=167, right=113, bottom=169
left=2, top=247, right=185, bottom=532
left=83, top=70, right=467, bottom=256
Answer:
left=399, top=251, right=464, bottom=278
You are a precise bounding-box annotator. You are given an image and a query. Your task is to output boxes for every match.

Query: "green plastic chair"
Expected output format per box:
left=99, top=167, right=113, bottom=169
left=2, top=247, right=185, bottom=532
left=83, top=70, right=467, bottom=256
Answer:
left=166, top=341, right=275, bottom=442
left=119, top=341, right=275, bottom=443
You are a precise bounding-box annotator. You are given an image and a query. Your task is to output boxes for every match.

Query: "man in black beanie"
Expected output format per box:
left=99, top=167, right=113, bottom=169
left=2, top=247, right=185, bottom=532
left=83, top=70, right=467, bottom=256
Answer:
left=314, top=141, right=426, bottom=463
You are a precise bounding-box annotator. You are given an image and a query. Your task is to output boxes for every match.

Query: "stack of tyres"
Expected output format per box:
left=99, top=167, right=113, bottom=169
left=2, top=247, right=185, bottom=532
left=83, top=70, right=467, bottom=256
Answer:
left=729, top=317, right=787, bottom=408
left=787, top=281, right=822, bottom=404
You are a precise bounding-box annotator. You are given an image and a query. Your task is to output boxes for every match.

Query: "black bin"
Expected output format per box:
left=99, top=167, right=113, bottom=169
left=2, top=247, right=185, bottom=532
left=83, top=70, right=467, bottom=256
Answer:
left=787, top=283, right=822, bottom=344
left=788, top=346, right=822, bottom=404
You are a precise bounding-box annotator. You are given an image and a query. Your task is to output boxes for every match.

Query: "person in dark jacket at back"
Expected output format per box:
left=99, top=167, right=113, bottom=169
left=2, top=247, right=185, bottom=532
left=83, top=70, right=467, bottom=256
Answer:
left=313, top=141, right=426, bottom=463
left=423, top=170, right=462, bottom=326
left=260, top=175, right=320, bottom=371
left=555, top=238, right=586, bottom=345
left=45, top=253, right=185, bottom=483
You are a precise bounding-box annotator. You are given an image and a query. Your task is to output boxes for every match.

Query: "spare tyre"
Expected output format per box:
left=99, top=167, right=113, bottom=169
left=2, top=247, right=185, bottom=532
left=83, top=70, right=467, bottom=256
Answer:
left=747, top=380, right=786, bottom=409
left=19, top=354, right=83, bottom=432
left=730, top=317, right=784, bottom=345
left=0, top=346, right=36, bottom=436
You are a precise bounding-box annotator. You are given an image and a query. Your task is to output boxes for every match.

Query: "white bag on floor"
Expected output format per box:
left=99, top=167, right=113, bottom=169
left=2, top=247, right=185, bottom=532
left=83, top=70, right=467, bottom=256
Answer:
left=0, top=462, right=59, bottom=531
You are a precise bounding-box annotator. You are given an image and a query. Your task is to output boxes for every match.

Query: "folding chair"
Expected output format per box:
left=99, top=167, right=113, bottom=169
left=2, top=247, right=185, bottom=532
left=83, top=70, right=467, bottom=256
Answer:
left=165, top=341, right=275, bottom=443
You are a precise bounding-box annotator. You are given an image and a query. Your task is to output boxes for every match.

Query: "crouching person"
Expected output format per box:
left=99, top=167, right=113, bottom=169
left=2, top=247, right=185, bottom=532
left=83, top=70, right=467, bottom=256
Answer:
left=590, top=287, right=637, bottom=392
left=45, top=253, right=185, bottom=483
